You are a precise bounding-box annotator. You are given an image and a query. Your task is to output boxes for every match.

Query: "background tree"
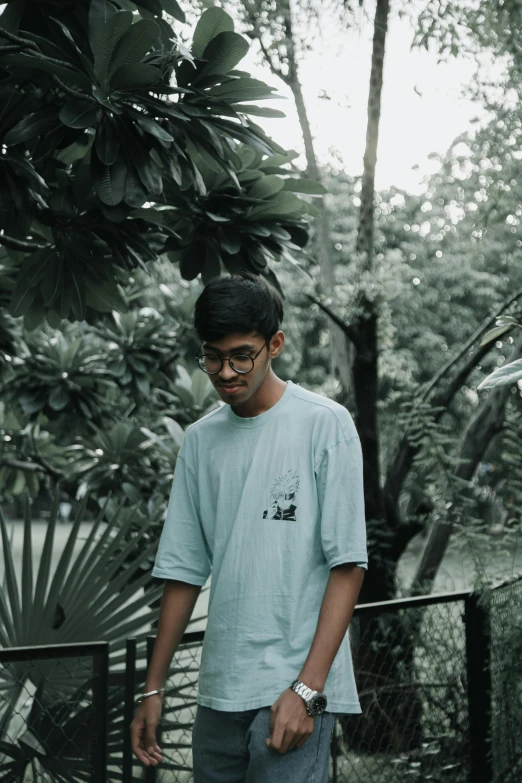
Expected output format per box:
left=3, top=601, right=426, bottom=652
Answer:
left=229, top=0, right=358, bottom=410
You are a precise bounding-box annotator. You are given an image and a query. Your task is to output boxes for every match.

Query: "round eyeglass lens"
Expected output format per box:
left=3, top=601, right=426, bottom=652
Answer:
left=230, top=355, right=254, bottom=373
left=199, top=354, right=254, bottom=374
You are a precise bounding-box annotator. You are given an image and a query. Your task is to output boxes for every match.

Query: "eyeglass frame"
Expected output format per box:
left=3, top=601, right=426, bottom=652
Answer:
left=195, top=341, right=269, bottom=375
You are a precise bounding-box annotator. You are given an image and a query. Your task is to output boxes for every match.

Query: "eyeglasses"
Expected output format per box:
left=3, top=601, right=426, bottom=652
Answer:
left=196, top=343, right=268, bottom=374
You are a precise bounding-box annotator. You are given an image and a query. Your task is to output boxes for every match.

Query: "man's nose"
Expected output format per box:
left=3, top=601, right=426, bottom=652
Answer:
left=218, top=360, right=240, bottom=382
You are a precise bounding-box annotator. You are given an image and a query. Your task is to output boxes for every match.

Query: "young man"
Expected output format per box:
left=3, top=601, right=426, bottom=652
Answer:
left=131, top=272, right=368, bottom=782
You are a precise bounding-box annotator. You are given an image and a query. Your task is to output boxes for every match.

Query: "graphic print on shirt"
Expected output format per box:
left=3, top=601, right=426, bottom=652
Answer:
left=262, top=468, right=300, bottom=520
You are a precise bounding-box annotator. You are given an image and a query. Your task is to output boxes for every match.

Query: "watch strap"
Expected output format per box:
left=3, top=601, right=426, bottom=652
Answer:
left=291, top=679, right=319, bottom=701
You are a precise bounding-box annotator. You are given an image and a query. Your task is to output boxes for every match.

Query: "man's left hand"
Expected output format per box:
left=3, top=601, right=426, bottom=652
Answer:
left=266, top=689, right=314, bottom=754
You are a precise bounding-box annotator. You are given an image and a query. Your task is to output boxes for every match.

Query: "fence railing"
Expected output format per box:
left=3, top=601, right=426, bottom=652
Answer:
left=1, top=578, right=521, bottom=782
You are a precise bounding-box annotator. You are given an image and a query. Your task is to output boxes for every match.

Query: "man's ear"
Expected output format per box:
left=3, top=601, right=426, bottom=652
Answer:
left=269, top=330, right=285, bottom=359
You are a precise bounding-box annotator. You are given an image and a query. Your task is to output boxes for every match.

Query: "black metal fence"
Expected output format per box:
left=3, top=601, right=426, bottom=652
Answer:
left=0, top=641, right=109, bottom=781
left=1, top=578, right=521, bottom=782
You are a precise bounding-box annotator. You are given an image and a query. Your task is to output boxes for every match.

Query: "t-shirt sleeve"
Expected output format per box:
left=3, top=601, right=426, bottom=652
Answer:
left=151, top=453, right=211, bottom=586
left=315, top=436, right=368, bottom=570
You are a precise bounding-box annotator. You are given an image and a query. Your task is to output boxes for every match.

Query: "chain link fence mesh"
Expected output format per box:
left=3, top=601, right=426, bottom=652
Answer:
left=0, top=644, right=107, bottom=782
left=333, top=598, right=470, bottom=783
left=489, top=577, right=522, bottom=783
left=3, top=578, right=522, bottom=782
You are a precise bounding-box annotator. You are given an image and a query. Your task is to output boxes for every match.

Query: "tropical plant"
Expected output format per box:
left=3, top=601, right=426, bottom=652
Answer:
left=90, top=307, right=179, bottom=399
left=2, top=328, right=117, bottom=430
left=0, top=487, right=208, bottom=780
left=0, top=1, right=315, bottom=331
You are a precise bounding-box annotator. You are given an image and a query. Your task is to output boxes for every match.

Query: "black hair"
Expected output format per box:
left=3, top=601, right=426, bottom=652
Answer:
left=193, top=271, right=284, bottom=344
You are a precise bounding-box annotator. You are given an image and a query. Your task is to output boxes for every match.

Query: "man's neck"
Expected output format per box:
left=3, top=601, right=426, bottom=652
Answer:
left=230, top=374, right=288, bottom=418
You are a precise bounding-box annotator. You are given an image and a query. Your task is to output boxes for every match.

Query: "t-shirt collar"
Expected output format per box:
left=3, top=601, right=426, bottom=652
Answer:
left=226, top=380, right=294, bottom=428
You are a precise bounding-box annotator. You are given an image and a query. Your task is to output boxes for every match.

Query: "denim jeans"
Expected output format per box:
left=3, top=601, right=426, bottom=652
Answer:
left=192, top=704, right=335, bottom=783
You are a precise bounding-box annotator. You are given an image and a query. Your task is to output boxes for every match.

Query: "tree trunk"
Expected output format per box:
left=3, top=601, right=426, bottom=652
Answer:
left=352, top=0, right=390, bottom=599
left=339, top=0, right=424, bottom=755
left=287, top=53, right=356, bottom=410
left=410, top=329, right=522, bottom=593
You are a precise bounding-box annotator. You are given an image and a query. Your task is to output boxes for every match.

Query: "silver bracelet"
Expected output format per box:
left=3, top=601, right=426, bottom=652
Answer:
left=136, top=688, right=165, bottom=704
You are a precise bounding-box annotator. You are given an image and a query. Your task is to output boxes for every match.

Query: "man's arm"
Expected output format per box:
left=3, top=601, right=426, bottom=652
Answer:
left=131, top=579, right=202, bottom=767
left=298, top=563, right=365, bottom=692
left=144, top=579, right=203, bottom=691
left=266, top=563, right=365, bottom=755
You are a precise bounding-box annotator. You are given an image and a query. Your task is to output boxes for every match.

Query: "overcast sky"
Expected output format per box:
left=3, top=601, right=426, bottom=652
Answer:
left=241, top=4, right=492, bottom=194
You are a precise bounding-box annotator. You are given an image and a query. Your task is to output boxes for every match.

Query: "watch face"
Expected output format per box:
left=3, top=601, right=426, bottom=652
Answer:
left=309, top=693, right=327, bottom=716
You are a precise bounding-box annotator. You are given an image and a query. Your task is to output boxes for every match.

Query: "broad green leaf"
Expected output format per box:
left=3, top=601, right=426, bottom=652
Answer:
left=233, top=105, right=286, bottom=118
left=197, top=32, right=249, bottom=79
left=95, top=157, right=128, bottom=206
left=191, top=368, right=213, bottom=408
left=477, top=359, right=522, bottom=390
left=136, top=115, right=174, bottom=142
left=162, top=0, right=186, bottom=22
left=130, top=0, right=162, bottom=13
left=67, top=266, right=87, bottom=321
left=218, top=227, right=241, bottom=255
left=4, top=108, right=58, bottom=146
left=49, top=385, right=70, bottom=412
left=259, top=151, right=299, bottom=168
left=261, top=267, right=285, bottom=297
left=89, top=0, right=119, bottom=36
left=206, top=77, right=277, bottom=97
left=84, top=278, right=122, bottom=312
left=496, top=316, right=519, bottom=327
left=479, top=324, right=513, bottom=346
left=162, top=416, right=185, bottom=446
left=60, top=100, right=102, bottom=129
left=173, top=382, right=194, bottom=407
left=110, top=63, right=161, bottom=90
left=247, top=175, right=285, bottom=200
left=246, top=191, right=303, bottom=219
left=192, top=7, right=234, bottom=59
left=108, top=19, right=161, bottom=76
left=8, top=280, right=39, bottom=317
left=95, top=116, right=120, bottom=165
left=201, top=244, right=222, bottom=284
left=124, top=164, right=148, bottom=207
left=180, top=240, right=206, bottom=281
left=23, top=299, right=46, bottom=331
left=282, top=178, right=327, bottom=195
left=91, top=10, right=133, bottom=83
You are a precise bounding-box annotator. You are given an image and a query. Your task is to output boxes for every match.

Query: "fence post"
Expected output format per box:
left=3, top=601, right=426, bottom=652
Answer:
left=145, top=635, right=159, bottom=783
left=464, top=592, right=493, bottom=783
left=123, top=638, right=137, bottom=780
left=91, top=642, right=109, bottom=783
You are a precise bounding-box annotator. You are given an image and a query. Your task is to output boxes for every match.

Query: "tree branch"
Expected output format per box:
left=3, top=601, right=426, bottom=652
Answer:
left=0, top=457, right=47, bottom=474
left=0, top=27, right=39, bottom=50
left=0, top=234, right=47, bottom=252
left=306, top=293, right=362, bottom=351
left=241, top=4, right=290, bottom=84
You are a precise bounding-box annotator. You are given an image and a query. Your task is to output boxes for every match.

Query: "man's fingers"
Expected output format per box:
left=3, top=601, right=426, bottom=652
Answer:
left=269, top=706, right=276, bottom=736
left=130, top=717, right=162, bottom=767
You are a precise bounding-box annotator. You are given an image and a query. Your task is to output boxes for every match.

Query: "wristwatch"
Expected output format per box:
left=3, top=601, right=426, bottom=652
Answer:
left=290, top=679, right=328, bottom=716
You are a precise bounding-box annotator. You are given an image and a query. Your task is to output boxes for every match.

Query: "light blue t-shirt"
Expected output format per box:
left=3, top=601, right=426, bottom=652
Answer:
left=152, top=379, right=368, bottom=713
